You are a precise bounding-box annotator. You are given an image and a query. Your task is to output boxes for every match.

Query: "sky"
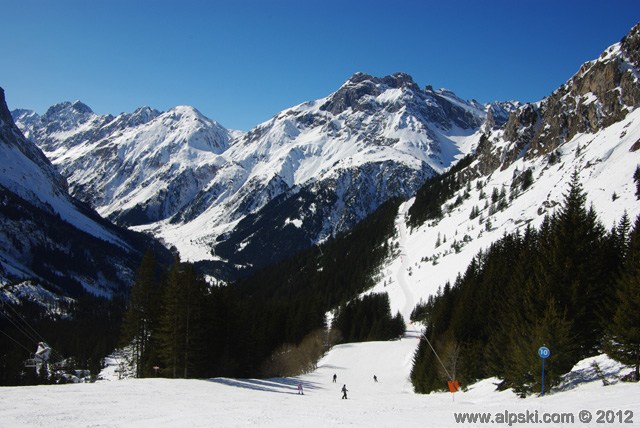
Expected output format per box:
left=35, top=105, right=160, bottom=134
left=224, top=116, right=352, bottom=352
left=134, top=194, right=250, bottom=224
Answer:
left=1, top=1, right=638, bottom=131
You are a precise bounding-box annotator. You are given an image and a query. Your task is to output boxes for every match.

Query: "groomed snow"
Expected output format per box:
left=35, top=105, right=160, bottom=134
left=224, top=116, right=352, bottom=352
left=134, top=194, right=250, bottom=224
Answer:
left=0, top=339, right=637, bottom=427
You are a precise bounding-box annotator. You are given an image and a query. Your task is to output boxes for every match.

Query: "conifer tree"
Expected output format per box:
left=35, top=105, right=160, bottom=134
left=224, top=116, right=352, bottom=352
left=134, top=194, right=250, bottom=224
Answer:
left=634, top=166, right=640, bottom=199
left=120, top=250, right=162, bottom=378
left=502, top=296, right=574, bottom=396
left=157, top=259, right=208, bottom=378
left=608, top=215, right=640, bottom=381
left=547, top=170, right=608, bottom=354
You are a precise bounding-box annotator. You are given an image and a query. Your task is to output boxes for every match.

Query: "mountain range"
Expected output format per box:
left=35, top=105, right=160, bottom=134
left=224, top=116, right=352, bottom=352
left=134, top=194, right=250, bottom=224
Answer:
left=3, top=22, right=640, bottom=306
left=0, top=88, right=170, bottom=308
left=12, top=73, right=518, bottom=278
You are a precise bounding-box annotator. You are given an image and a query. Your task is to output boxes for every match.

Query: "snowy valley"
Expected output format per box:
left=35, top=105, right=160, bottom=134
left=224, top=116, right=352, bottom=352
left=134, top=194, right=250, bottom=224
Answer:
left=1, top=18, right=640, bottom=428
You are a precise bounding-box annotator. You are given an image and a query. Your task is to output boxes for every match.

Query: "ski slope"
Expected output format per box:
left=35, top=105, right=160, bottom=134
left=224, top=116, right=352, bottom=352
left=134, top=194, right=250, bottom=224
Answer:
left=369, top=106, right=640, bottom=322
left=0, top=339, right=637, bottom=427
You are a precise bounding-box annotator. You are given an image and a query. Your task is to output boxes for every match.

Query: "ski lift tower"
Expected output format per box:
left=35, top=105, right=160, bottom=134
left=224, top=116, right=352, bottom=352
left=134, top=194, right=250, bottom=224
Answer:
left=24, top=342, right=52, bottom=371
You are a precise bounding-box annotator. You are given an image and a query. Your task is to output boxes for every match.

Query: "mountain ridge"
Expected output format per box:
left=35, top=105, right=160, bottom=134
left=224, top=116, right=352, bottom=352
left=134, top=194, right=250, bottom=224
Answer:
left=14, top=73, right=512, bottom=277
left=0, top=87, right=171, bottom=305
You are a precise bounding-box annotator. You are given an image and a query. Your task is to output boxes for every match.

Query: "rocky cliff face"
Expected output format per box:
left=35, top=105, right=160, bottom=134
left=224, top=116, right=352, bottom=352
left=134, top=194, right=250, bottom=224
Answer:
left=480, top=23, right=640, bottom=173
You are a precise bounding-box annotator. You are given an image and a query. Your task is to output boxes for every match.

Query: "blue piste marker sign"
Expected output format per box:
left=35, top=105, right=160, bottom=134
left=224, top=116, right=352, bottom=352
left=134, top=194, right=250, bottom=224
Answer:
left=538, top=346, right=550, bottom=359
left=538, top=346, right=551, bottom=396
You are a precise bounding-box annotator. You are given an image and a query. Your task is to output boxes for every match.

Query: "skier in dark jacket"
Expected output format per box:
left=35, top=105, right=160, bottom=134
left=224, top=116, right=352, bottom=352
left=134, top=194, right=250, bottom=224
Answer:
left=341, top=384, right=348, bottom=399
left=333, top=373, right=337, bottom=383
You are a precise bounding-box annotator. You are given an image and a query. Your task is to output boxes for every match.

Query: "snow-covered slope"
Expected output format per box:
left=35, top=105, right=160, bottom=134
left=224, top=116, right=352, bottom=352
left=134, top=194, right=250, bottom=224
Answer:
left=375, top=109, right=640, bottom=321
left=0, top=87, right=170, bottom=301
left=370, top=23, right=640, bottom=321
left=0, top=340, right=636, bottom=427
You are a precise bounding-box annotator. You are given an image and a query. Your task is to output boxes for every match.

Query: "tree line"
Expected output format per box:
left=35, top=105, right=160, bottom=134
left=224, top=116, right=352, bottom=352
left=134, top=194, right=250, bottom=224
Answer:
left=332, top=293, right=405, bottom=343
left=120, top=199, right=402, bottom=379
left=1, top=195, right=402, bottom=384
left=0, top=295, right=124, bottom=385
left=407, top=154, right=473, bottom=227
left=410, top=171, right=640, bottom=396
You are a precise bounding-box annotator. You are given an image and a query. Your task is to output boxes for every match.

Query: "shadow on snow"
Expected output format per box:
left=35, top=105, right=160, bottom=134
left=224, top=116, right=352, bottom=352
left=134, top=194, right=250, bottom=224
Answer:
left=209, top=377, right=322, bottom=395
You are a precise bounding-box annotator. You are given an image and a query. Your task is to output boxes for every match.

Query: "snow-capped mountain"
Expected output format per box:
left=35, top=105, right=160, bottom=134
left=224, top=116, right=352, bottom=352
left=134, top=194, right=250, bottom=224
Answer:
left=14, top=102, right=235, bottom=226
left=0, top=87, right=170, bottom=304
left=14, top=72, right=518, bottom=276
left=371, top=23, right=640, bottom=321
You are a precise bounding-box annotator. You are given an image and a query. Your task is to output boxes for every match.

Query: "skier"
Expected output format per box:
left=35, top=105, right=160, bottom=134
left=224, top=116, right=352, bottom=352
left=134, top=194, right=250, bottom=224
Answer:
left=341, top=384, right=348, bottom=399
left=373, top=375, right=378, bottom=382
left=332, top=373, right=337, bottom=383
left=297, top=382, right=304, bottom=395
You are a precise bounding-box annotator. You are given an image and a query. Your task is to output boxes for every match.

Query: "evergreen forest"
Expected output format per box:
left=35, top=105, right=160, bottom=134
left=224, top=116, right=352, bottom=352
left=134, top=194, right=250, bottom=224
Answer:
left=410, top=171, right=640, bottom=395
left=114, top=198, right=402, bottom=380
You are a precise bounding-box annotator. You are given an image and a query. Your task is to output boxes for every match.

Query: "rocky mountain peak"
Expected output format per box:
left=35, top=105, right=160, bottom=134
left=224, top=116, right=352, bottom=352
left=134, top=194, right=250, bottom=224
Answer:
left=124, top=106, right=161, bottom=128
left=0, top=87, right=14, bottom=126
left=320, top=72, right=422, bottom=115
left=481, top=23, right=640, bottom=173
left=44, top=100, right=93, bottom=118
left=621, top=22, right=640, bottom=67
left=346, top=71, right=418, bottom=89
left=39, top=100, right=96, bottom=134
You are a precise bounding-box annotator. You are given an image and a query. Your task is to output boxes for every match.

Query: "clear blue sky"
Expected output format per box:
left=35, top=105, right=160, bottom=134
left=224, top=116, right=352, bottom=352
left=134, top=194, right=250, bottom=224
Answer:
left=2, top=0, right=638, bottom=131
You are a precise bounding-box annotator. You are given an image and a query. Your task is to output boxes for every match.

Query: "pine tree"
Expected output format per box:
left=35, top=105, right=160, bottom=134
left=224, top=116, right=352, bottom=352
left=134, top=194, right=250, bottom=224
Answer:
left=120, top=250, right=162, bottom=378
left=157, top=259, right=208, bottom=378
left=634, top=166, right=640, bottom=200
left=521, top=168, right=534, bottom=190
left=608, top=215, right=640, bottom=381
left=158, top=258, right=183, bottom=378
left=547, top=170, right=608, bottom=354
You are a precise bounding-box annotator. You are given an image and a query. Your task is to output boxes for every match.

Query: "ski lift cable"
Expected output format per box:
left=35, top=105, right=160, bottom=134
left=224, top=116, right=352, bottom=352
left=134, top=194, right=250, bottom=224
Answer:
left=0, top=300, right=41, bottom=343
left=0, top=314, right=64, bottom=364
left=0, top=311, right=41, bottom=343
left=1, top=300, right=48, bottom=343
left=0, top=304, right=64, bottom=362
left=0, top=300, right=64, bottom=361
left=0, top=311, right=63, bottom=362
left=0, top=327, right=34, bottom=354
left=0, top=308, right=42, bottom=347
left=420, top=331, right=454, bottom=381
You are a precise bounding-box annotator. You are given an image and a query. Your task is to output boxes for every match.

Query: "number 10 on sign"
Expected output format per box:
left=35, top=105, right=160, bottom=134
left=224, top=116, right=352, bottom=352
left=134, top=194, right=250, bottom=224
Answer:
left=538, top=346, right=550, bottom=396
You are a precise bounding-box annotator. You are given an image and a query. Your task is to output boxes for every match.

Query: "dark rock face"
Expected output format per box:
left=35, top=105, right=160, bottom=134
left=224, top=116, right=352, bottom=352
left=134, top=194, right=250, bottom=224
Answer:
left=480, top=23, right=640, bottom=174
left=0, top=88, right=14, bottom=125
left=319, top=72, right=413, bottom=115
left=621, top=22, right=640, bottom=70
left=474, top=134, right=502, bottom=176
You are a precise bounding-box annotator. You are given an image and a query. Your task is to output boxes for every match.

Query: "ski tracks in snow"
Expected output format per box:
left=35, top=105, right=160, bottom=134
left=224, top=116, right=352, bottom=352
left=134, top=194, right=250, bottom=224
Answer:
left=394, top=200, right=415, bottom=322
